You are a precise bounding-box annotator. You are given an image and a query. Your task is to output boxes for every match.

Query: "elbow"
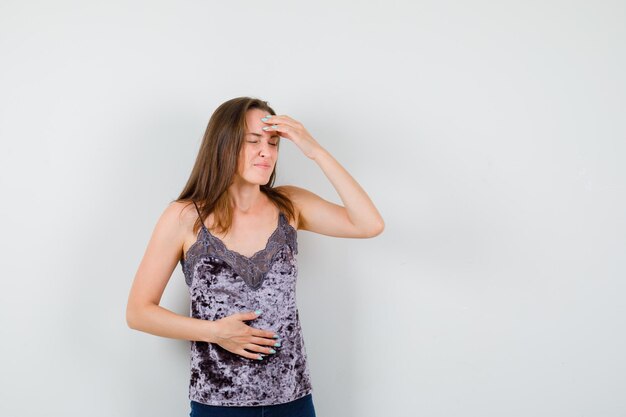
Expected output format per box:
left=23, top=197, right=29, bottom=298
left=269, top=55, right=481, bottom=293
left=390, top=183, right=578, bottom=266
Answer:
left=126, top=301, right=159, bottom=329
left=126, top=308, right=136, bottom=330
left=366, top=219, right=385, bottom=238
left=373, top=222, right=385, bottom=237
left=126, top=304, right=141, bottom=330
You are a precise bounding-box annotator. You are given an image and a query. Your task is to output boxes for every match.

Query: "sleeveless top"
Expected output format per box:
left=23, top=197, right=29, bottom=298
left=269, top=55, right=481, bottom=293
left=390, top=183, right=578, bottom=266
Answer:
left=178, top=201, right=313, bottom=406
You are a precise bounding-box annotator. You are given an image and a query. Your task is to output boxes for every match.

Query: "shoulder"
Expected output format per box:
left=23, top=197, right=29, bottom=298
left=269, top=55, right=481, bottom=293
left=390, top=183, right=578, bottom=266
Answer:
left=274, top=185, right=299, bottom=229
left=273, top=185, right=318, bottom=231
left=162, top=200, right=198, bottom=221
left=156, top=200, right=200, bottom=236
left=275, top=185, right=327, bottom=208
left=274, top=184, right=310, bottom=201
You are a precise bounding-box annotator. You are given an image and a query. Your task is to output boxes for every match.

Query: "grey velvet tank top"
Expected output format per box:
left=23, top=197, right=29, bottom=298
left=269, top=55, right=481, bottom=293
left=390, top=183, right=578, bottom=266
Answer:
left=178, top=201, right=313, bottom=406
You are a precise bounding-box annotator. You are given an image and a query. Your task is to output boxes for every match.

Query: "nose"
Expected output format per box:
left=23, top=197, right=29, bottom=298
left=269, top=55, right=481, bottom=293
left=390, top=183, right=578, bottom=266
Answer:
left=259, top=141, right=274, bottom=157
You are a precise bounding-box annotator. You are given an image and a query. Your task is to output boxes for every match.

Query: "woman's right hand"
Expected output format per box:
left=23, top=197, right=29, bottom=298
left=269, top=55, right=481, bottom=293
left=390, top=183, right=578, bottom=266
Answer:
left=209, top=310, right=280, bottom=360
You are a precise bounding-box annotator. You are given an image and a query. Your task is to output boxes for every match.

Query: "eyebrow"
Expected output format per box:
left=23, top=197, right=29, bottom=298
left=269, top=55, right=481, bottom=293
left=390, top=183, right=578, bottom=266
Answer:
left=248, top=132, right=280, bottom=139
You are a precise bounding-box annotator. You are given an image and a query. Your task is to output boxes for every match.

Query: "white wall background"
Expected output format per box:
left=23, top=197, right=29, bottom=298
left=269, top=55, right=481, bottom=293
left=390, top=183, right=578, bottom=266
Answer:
left=1, top=1, right=624, bottom=416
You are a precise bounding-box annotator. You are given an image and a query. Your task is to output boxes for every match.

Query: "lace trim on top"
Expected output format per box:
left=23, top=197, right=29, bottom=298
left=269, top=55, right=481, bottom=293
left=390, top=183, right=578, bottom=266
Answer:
left=181, top=212, right=298, bottom=289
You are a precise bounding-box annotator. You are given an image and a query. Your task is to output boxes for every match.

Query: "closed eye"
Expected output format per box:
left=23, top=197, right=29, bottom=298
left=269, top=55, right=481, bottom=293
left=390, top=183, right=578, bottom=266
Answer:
left=247, top=140, right=278, bottom=146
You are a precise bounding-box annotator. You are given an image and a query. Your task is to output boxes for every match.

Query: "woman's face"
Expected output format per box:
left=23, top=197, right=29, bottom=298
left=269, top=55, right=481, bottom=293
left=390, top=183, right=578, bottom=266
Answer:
left=235, top=108, right=280, bottom=185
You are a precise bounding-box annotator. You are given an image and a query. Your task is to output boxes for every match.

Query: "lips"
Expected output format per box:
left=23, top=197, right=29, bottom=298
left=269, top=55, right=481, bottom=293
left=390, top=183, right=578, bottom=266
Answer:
left=254, top=163, right=272, bottom=169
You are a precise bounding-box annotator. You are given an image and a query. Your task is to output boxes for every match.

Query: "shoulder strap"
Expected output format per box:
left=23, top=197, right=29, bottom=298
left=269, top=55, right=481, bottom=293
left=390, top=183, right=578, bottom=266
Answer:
left=192, top=200, right=207, bottom=230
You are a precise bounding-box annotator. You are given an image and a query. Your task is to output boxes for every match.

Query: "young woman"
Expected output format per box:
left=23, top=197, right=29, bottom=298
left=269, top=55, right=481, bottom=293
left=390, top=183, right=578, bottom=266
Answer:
left=126, top=97, right=384, bottom=416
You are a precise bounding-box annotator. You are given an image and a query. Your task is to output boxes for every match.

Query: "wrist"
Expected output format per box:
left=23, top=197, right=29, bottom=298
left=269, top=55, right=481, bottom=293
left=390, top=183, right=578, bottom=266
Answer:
left=199, top=318, right=218, bottom=344
left=310, top=146, right=330, bottom=162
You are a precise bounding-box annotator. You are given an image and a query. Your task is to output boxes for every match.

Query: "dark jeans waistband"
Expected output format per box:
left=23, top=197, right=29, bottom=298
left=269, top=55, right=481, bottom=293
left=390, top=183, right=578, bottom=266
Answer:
left=190, top=393, right=316, bottom=417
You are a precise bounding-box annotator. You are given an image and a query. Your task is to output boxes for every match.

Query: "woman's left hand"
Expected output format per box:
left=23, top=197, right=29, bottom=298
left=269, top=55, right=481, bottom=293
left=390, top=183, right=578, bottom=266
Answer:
left=261, top=114, right=325, bottom=160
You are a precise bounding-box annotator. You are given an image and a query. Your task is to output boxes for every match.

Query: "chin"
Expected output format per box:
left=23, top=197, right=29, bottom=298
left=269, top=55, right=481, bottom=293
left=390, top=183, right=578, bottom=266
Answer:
left=247, top=176, right=270, bottom=186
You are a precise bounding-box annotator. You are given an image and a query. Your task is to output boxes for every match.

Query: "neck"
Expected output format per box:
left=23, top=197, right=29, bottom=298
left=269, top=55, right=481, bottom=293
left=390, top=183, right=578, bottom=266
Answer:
left=228, top=181, right=265, bottom=214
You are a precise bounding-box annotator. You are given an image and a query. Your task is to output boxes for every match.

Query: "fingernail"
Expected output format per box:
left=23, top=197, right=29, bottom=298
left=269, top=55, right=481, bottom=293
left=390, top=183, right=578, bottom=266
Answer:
left=269, top=349, right=276, bottom=354
left=273, top=334, right=280, bottom=339
left=254, top=309, right=262, bottom=315
left=262, top=126, right=269, bottom=131
left=274, top=342, right=281, bottom=347
left=261, top=116, right=270, bottom=121
left=257, top=354, right=263, bottom=360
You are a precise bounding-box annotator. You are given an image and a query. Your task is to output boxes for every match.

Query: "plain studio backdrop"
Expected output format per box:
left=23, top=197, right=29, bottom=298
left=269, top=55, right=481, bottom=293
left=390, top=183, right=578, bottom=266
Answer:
left=1, top=1, right=625, bottom=416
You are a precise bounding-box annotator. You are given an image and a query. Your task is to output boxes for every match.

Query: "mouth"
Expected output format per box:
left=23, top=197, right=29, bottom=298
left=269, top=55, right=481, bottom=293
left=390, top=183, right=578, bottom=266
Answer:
left=254, top=164, right=272, bottom=169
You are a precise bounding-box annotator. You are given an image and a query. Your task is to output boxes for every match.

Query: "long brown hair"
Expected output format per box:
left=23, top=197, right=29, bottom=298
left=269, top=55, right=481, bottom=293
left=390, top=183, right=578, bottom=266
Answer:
left=174, top=96, right=295, bottom=236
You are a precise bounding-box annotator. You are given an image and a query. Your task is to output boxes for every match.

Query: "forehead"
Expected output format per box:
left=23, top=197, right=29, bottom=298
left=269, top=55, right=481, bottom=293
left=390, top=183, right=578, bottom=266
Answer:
left=245, top=108, right=267, bottom=127
left=244, top=108, right=279, bottom=138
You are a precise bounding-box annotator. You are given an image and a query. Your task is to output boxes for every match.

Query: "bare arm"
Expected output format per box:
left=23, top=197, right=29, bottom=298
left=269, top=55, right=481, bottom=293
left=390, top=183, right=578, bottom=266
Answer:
left=125, top=202, right=210, bottom=341
left=125, top=202, right=278, bottom=360
left=265, top=114, right=385, bottom=238
left=279, top=150, right=385, bottom=238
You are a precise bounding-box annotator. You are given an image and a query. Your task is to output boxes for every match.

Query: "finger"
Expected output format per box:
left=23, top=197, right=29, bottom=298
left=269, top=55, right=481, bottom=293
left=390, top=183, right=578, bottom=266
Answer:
left=250, top=328, right=280, bottom=340
left=262, top=114, right=299, bottom=125
left=249, top=336, right=281, bottom=347
left=232, top=310, right=262, bottom=321
left=260, top=115, right=298, bottom=129
left=237, top=349, right=264, bottom=361
left=262, top=124, right=291, bottom=135
left=280, top=116, right=303, bottom=129
left=244, top=343, right=276, bottom=355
